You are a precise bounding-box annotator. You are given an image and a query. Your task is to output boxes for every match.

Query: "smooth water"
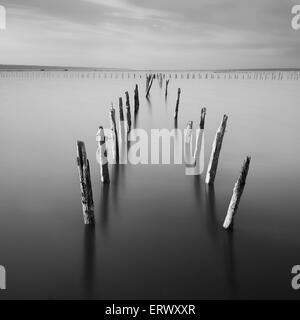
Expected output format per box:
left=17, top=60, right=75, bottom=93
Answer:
left=0, top=71, right=300, bottom=299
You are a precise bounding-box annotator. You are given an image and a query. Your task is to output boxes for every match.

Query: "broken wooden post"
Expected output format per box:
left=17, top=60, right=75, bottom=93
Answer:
left=205, top=115, right=228, bottom=185
left=223, top=157, right=251, bottom=229
left=174, top=88, right=181, bottom=120
left=76, top=141, right=95, bottom=225
left=146, top=75, right=154, bottom=98
left=110, top=104, right=119, bottom=164
left=96, top=127, right=110, bottom=184
left=186, top=107, right=207, bottom=175
left=119, top=97, right=126, bottom=143
left=125, top=91, right=132, bottom=133
left=165, top=79, right=170, bottom=99
left=184, top=121, right=194, bottom=166
left=134, top=84, right=140, bottom=114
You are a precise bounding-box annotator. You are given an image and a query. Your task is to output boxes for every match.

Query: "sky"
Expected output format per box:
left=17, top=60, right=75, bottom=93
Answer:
left=0, top=0, right=299, bottom=69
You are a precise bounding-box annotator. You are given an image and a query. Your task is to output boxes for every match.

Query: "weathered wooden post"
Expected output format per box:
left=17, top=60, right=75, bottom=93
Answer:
left=119, top=97, right=126, bottom=143
left=134, top=84, right=140, bottom=114
left=110, top=104, right=119, bottom=164
left=174, top=88, right=181, bottom=120
left=76, top=141, right=95, bottom=225
left=223, top=157, right=251, bottom=229
left=125, top=91, right=132, bottom=133
left=146, top=75, right=154, bottom=98
left=96, top=127, right=110, bottom=184
left=165, top=79, right=170, bottom=98
left=205, top=115, right=228, bottom=185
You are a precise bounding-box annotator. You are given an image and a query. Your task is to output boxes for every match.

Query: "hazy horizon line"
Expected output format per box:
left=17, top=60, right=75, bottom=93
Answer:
left=1, top=64, right=300, bottom=72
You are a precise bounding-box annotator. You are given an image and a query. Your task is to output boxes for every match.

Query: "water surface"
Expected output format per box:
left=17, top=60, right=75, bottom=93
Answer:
left=0, top=71, right=300, bottom=299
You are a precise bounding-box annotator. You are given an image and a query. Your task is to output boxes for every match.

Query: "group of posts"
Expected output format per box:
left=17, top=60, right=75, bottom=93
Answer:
left=76, top=74, right=251, bottom=230
left=183, top=108, right=251, bottom=229
left=77, top=84, right=140, bottom=225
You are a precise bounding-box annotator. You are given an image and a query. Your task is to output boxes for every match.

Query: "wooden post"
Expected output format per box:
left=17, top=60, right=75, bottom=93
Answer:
left=110, top=105, right=119, bottom=164
left=76, top=141, right=95, bottom=225
left=223, top=157, right=251, bottom=229
left=165, top=79, right=170, bottom=99
left=119, top=97, right=126, bottom=143
left=205, top=115, right=228, bottom=185
left=125, top=91, right=132, bottom=133
left=146, top=75, right=154, bottom=98
left=134, top=84, right=140, bottom=114
left=159, top=73, right=163, bottom=88
left=96, top=127, right=110, bottom=184
left=200, top=107, right=207, bottom=130
left=174, top=88, right=181, bottom=120
left=146, top=74, right=150, bottom=92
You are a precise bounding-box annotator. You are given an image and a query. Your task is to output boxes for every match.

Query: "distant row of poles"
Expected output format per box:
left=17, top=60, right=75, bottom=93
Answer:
left=0, top=71, right=299, bottom=81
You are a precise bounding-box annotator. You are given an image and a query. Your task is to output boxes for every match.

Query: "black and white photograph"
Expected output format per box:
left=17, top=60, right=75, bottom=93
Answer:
left=0, top=0, right=300, bottom=309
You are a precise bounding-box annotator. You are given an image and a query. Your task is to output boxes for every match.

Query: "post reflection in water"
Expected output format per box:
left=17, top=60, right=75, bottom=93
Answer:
left=205, top=185, right=218, bottom=239
left=83, top=225, right=96, bottom=297
left=222, top=230, right=237, bottom=298
left=100, top=184, right=110, bottom=231
left=202, top=184, right=237, bottom=297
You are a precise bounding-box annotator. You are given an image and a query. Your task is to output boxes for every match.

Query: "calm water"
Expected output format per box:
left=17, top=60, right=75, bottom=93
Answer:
left=0, top=71, right=300, bottom=299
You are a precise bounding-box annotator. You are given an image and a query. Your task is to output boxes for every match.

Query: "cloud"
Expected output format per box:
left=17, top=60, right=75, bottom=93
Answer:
left=85, top=0, right=176, bottom=20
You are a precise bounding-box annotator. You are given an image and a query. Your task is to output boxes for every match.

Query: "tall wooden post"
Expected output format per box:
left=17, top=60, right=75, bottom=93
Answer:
left=146, top=75, right=154, bottom=98
left=76, top=141, right=95, bottom=225
left=205, top=115, right=228, bottom=185
left=96, top=127, right=110, bottom=184
left=223, top=157, right=251, bottom=229
left=110, top=105, right=119, bottom=164
left=174, top=88, right=181, bottom=120
left=134, top=84, right=140, bottom=114
left=125, top=91, right=132, bottom=133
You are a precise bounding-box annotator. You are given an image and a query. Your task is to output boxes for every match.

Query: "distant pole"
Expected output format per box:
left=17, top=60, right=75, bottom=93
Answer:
left=223, top=157, right=251, bottom=229
left=125, top=91, right=132, bottom=133
left=205, top=115, right=228, bottom=185
left=174, top=88, right=181, bottom=120
left=134, top=84, right=140, bottom=114
left=110, top=105, right=119, bottom=164
left=76, top=141, right=95, bottom=225
left=165, top=80, right=170, bottom=99
left=119, top=97, right=126, bottom=143
left=96, top=127, right=110, bottom=184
